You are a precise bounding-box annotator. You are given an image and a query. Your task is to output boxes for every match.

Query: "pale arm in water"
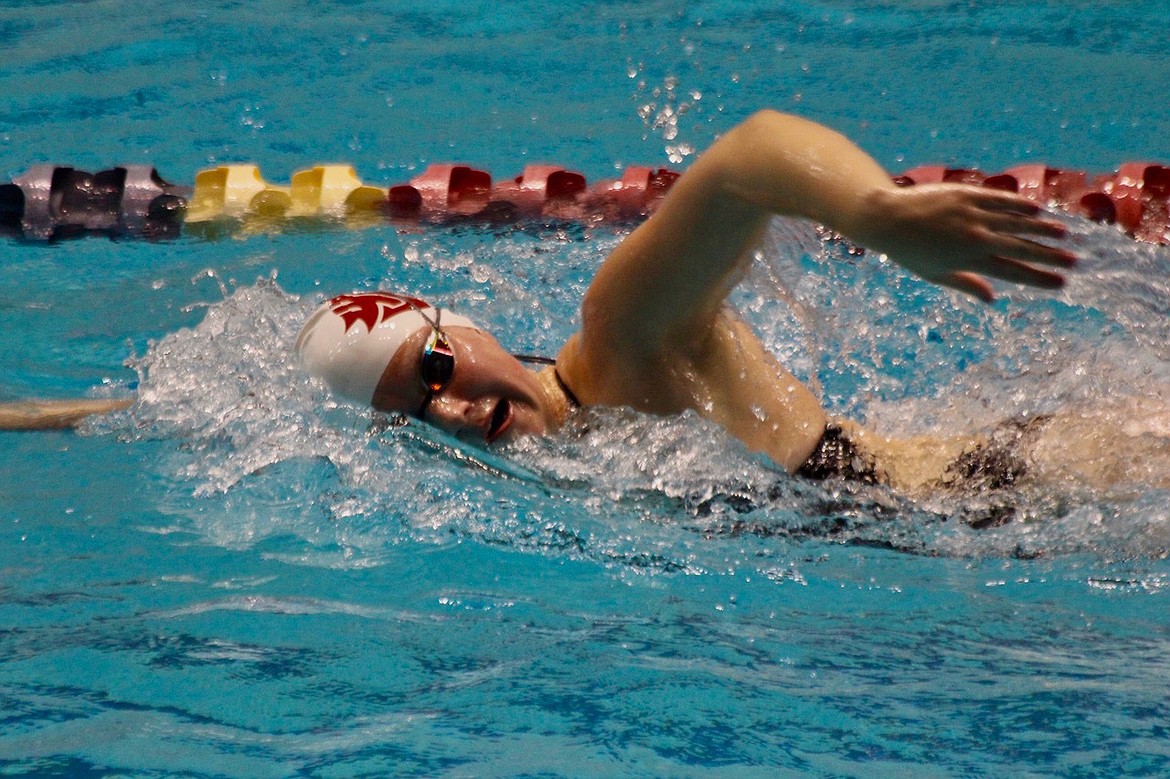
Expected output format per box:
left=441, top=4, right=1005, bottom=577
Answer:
left=0, top=398, right=134, bottom=430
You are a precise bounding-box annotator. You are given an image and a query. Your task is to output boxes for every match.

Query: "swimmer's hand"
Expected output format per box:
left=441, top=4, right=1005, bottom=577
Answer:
left=850, top=184, right=1077, bottom=302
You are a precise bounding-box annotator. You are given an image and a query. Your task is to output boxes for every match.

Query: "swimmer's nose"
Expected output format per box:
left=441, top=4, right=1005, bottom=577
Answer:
left=422, top=394, right=479, bottom=439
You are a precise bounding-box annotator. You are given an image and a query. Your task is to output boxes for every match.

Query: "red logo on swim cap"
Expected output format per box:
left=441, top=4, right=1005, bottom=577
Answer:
left=329, top=292, right=429, bottom=333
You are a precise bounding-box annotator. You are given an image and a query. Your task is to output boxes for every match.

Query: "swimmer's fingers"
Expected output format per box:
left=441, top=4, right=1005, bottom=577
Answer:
left=940, top=272, right=996, bottom=304
left=968, top=191, right=1076, bottom=260
left=968, top=188, right=1049, bottom=215
left=858, top=184, right=1077, bottom=301
left=939, top=257, right=1066, bottom=303
left=965, top=193, right=1077, bottom=293
left=976, top=255, right=1067, bottom=289
left=979, top=206, right=1071, bottom=244
left=976, top=227, right=1079, bottom=269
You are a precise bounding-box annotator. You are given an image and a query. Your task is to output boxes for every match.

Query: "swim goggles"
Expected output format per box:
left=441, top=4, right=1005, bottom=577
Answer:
left=410, top=304, right=455, bottom=419
left=406, top=300, right=556, bottom=422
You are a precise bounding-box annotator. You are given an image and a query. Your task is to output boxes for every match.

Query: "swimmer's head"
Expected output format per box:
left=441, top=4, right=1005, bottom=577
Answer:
left=296, top=290, right=565, bottom=444
left=295, top=291, right=476, bottom=407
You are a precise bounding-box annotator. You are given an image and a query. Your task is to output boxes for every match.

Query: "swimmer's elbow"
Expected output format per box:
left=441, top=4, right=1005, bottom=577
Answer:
left=728, top=110, right=847, bottom=152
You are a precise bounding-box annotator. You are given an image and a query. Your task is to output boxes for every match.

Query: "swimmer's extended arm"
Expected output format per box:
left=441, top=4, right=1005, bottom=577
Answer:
left=0, top=398, right=133, bottom=430
left=584, top=110, right=1076, bottom=350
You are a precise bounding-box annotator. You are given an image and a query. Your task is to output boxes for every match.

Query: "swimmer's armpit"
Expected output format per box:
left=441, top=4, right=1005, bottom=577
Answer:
left=0, top=397, right=133, bottom=430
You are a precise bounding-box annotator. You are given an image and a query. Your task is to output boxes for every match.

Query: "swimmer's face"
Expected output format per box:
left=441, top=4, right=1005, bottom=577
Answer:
left=372, top=324, right=554, bottom=444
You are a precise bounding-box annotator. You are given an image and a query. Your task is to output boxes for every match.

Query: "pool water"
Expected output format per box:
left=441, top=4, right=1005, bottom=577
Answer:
left=3, top=2, right=1170, bottom=776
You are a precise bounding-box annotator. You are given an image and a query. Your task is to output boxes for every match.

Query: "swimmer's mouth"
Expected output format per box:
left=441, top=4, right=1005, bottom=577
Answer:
left=486, top=399, right=513, bottom=443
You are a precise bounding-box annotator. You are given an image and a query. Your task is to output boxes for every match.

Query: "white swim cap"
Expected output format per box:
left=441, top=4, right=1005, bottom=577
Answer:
left=295, top=291, right=476, bottom=405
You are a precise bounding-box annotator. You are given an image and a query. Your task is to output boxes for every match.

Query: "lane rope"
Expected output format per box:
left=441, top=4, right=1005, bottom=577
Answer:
left=2, top=160, right=1167, bottom=244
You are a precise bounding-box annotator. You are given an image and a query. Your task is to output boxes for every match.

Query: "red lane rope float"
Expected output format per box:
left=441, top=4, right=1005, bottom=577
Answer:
left=2, top=161, right=1167, bottom=245
left=387, top=163, right=677, bottom=222
left=896, top=163, right=1170, bottom=245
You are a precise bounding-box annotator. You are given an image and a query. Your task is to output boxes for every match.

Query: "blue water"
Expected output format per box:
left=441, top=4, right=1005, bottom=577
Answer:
left=3, top=2, right=1170, bottom=777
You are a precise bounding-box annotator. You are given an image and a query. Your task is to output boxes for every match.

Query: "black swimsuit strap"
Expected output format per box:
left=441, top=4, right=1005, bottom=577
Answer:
left=552, top=367, right=581, bottom=409
left=512, top=353, right=581, bottom=410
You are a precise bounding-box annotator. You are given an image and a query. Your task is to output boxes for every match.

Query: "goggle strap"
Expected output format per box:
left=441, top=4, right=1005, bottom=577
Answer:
left=511, top=354, right=555, bottom=365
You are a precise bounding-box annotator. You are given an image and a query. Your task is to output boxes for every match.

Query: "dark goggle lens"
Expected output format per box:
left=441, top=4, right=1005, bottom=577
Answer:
left=420, top=333, right=454, bottom=392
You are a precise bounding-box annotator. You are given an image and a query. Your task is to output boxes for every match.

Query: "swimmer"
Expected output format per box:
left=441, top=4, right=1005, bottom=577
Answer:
left=1, top=111, right=1082, bottom=492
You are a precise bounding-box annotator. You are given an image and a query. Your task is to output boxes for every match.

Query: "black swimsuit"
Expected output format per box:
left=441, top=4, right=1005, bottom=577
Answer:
left=939, top=415, right=1051, bottom=491
left=796, top=424, right=879, bottom=484
left=797, top=416, right=1050, bottom=489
